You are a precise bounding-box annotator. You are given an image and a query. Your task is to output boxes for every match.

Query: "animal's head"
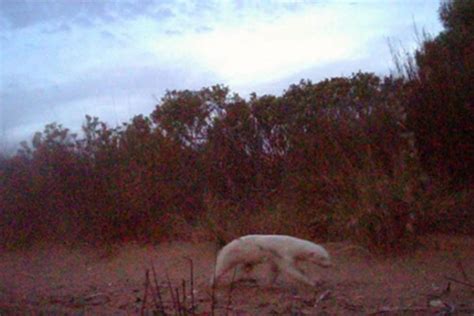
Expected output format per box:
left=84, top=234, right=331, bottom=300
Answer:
left=308, top=248, right=332, bottom=268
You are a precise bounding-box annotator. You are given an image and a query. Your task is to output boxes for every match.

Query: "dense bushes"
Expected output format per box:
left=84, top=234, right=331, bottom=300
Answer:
left=406, top=0, right=474, bottom=187
left=0, top=73, right=458, bottom=253
left=0, top=0, right=472, bottom=253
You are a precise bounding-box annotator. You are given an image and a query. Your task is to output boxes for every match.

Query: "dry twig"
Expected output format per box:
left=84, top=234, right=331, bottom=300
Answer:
left=184, top=257, right=195, bottom=315
left=175, top=287, right=183, bottom=315
left=140, top=270, right=150, bottom=316
left=166, top=271, right=179, bottom=314
left=150, top=261, right=166, bottom=315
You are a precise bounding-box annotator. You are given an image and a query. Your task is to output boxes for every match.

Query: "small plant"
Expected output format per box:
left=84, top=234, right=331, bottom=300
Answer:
left=140, top=258, right=240, bottom=315
left=141, top=259, right=197, bottom=315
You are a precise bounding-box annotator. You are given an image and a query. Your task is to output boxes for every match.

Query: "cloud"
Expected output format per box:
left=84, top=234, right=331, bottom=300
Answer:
left=194, top=25, right=212, bottom=33
left=0, top=0, right=443, bottom=152
left=41, top=22, right=72, bottom=34
left=165, top=29, right=183, bottom=36
left=244, top=44, right=393, bottom=98
left=100, top=30, right=117, bottom=40
left=153, top=2, right=391, bottom=86
left=1, top=62, right=219, bottom=146
left=0, top=0, right=171, bottom=31
left=0, top=0, right=96, bottom=29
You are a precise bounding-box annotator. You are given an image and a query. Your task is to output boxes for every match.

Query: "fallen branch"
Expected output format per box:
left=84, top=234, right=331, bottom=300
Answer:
left=444, top=276, right=474, bottom=289
left=83, top=293, right=110, bottom=305
left=369, top=306, right=428, bottom=315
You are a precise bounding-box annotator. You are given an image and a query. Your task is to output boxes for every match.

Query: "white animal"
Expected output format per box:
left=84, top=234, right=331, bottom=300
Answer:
left=210, top=234, right=332, bottom=287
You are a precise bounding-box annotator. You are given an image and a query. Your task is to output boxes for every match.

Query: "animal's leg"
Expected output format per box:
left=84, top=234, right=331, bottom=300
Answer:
left=267, top=261, right=279, bottom=284
left=211, top=260, right=240, bottom=287
left=292, top=260, right=308, bottom=276
left=277, top=258, right=315, bottom=287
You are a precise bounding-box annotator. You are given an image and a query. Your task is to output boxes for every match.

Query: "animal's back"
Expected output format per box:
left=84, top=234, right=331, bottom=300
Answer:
left=240, top=234, right=328, bottom=257
left=218, top=236, right=264, bottom=263
left=240, top=234, right=312, bottom=248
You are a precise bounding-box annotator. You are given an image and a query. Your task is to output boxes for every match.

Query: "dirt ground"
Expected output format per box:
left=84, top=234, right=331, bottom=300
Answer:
left=1, top=235, right=473, bottom=315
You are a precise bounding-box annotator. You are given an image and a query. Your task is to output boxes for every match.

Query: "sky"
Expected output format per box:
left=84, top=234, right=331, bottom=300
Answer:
left=0, top=0, right=443, bottom=152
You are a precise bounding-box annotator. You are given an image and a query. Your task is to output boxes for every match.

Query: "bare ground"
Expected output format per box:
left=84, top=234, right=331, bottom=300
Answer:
left=1, top=235, right=473, bottom=315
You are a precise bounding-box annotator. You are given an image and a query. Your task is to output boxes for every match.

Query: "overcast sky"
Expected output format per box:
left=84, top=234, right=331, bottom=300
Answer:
left=0, top=0, right=443, bottom=152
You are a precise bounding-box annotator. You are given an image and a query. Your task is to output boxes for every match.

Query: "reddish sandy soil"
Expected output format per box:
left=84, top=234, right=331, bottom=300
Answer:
left=1, top=235, right=473, bottom=315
